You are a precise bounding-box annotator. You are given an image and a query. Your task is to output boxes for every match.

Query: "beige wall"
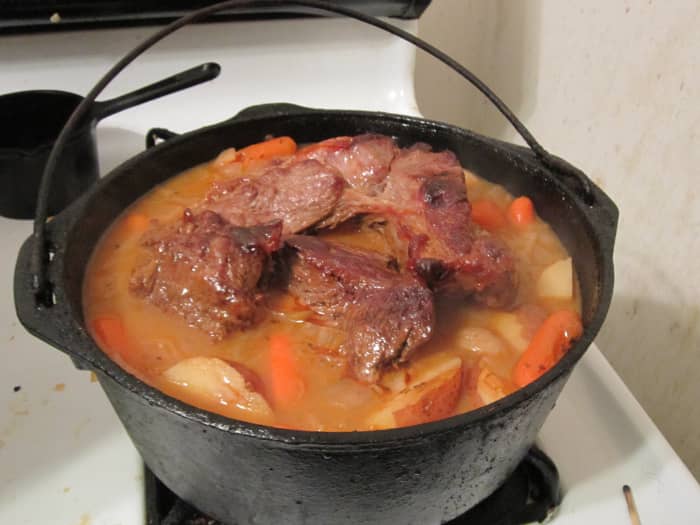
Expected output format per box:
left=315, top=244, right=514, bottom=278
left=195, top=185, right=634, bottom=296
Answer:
left=416, top=0, right=699, bottom=479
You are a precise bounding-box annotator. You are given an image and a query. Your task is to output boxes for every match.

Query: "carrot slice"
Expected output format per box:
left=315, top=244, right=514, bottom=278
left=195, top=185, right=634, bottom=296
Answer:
left=507, top=196, right=535, bottom=228
left=268, top=333, right=305, bottom=408
left=471, top=200, right=507, bottom=231
left=237, top=136, right=297, bottom=162
left=91, top=316, right=132, bottom=361
left=513, top=310, right=583, bottom=387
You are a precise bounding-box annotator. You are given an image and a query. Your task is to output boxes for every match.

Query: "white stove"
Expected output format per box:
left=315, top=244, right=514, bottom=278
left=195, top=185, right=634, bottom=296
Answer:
left=1, top=15, right=699, bottom=525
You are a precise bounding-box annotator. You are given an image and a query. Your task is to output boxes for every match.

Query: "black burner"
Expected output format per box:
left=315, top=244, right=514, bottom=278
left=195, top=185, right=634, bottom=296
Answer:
left=145, top=446, right=560, bottom=525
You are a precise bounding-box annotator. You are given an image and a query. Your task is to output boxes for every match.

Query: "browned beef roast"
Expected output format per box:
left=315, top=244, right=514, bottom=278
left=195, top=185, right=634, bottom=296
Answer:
left=301, top=135, right=398, bottom=230
left=129, top=135, right=515, bottom=346
left=286, top=235, right=434, bottom=383
left=130, top=209, right=282, bottom=340
left=413, top=171, right=517, bottom=307
left=296, top=134, right=398, bottom=195
left=306, top=139, right=518, bottom=307
left=203, top=158, right=345, bottom=236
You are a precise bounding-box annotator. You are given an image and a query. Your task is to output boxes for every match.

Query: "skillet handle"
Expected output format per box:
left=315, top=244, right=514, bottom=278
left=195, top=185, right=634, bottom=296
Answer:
left=91, top=62, right=221, bottom=121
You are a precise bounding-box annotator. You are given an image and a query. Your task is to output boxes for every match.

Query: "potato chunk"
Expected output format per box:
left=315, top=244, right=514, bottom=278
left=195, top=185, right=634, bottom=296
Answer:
left=477, top=366, right=508, bottom=406
left=456, top=326, right=506, bottom=355
left=489, top=313, right=529, bottom=353
left=163, top=357, right=272, bottom=418
left=537, top=257, right=573, bottom=299
left=368, top=356, right=462, bottom=429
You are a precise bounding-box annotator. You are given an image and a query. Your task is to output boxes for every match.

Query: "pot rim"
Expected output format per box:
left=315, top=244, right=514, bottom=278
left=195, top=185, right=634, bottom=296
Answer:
left=16, top=106, right=616, bottom=447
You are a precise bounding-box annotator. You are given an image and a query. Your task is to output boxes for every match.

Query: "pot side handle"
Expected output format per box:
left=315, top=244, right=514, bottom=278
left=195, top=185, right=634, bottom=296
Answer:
left=498, top=140, right=619, bottom=244
left=542, top=154, right=619, bottom=244
left=14, top=234, right=96, bottom=369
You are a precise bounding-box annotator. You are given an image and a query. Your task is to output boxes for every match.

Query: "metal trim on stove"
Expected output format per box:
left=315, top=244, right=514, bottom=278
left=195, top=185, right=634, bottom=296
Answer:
left=0, top=0, right=432, bottom=33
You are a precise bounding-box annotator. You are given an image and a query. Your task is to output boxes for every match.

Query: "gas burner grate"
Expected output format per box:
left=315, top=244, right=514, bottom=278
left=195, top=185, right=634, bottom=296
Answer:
left=145, top=446, right=560, bottom=525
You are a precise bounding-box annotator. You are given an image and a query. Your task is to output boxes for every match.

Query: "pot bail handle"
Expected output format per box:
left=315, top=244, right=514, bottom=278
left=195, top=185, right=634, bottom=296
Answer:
left=31, top=0, right=593, bottom=306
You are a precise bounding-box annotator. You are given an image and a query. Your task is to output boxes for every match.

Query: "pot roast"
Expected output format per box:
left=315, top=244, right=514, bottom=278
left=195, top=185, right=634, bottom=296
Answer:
left=126, top=134, right=520, bottom=384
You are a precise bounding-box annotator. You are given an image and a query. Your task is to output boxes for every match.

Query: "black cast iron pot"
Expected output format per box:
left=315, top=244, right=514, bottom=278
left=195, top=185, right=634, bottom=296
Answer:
left=14, top=102, right=617, bottom=524
left=12, top=1, right=617, bottom=523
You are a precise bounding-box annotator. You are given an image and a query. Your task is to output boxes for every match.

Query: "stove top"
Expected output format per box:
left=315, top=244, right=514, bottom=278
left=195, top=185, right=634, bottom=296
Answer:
left=145, top=448, right=561, bottom=525
left=1, top=15, right=699, bottom=525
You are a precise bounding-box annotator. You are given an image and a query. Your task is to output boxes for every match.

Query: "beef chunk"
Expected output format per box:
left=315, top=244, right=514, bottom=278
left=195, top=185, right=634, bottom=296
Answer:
left=203, top=158, right=345, bottom=235
left=286, top=236, right=434, bottom=383
left=388, top=143, right=464, bottom=184
left=130, top=209, right=282, bottom=340
left=302, top=134, right=399, bottom=230
left=413, top=171, right=518, bottom=307
left=296, top=134, right=398, bottom=195
left=310, top=139, right=518, bottom=307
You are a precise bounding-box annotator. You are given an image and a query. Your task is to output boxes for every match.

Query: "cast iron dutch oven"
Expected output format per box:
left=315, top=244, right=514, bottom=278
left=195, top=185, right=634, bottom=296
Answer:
left=13, top=2, right=617, bottom=524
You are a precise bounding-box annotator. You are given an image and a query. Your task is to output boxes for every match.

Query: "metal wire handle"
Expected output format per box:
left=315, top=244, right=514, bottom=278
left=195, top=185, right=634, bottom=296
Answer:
left=31, top=0, right=592, bottom=305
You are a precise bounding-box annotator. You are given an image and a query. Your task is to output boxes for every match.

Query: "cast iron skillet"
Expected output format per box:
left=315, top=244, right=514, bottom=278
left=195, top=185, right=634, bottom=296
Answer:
left=13, top=2, right=617, bottom=524
left=0, top=63, right=220, bottom=219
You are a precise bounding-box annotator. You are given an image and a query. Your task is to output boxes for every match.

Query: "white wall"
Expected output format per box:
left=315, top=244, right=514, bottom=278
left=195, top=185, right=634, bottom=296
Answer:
left=416, top=0, right=699, bottom=479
